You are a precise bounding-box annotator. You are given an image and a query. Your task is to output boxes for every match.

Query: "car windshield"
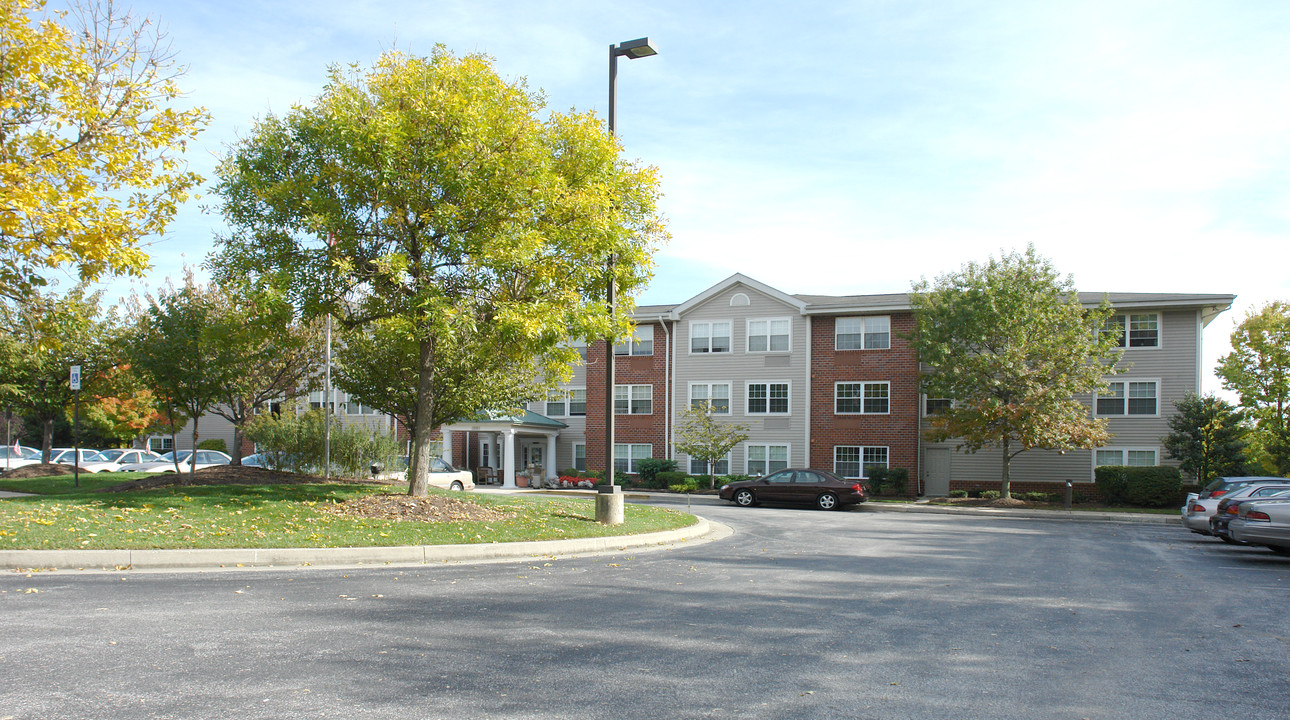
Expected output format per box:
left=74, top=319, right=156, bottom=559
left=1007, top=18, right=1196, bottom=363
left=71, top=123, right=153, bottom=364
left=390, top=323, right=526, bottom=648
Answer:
left=80, top=451, right=105, bottom=462
left=156, top=451, right=193, bottom=463
left=96, top=449, right=126, bottom=461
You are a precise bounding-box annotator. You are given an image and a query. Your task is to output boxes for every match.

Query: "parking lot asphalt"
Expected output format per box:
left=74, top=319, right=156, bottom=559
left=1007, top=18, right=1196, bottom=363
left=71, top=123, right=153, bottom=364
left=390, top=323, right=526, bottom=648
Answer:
left=0, top=487, right=1174, bottom=571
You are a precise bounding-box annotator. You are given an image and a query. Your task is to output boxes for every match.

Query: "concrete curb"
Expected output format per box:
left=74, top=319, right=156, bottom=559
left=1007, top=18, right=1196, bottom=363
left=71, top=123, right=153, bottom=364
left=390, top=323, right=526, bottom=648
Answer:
left=855, top=501, right=1177, bottom=524
left=0, top=516, right=724, bottom=573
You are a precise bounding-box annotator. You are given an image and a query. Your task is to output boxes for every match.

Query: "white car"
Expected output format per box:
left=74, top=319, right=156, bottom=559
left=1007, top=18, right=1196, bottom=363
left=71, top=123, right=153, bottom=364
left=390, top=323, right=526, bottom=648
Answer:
left=1, top=445, right=41, bottom=470
left=49, top=448, right=102, bottom=466
left=78, top=448, right=162, bottom=473
left=118, top=450, right=232, bottom=473
left=424, top=457, right=474, bottom=491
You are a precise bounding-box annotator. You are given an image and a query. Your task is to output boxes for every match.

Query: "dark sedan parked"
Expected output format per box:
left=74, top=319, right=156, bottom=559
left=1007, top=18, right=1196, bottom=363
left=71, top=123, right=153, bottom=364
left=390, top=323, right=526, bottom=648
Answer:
left=719, top=468, right=868, bottom=510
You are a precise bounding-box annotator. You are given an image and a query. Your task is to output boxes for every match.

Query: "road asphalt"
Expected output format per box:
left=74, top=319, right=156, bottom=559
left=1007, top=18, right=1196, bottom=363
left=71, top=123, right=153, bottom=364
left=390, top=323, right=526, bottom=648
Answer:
left=0, top=487, right=1175, bottom=572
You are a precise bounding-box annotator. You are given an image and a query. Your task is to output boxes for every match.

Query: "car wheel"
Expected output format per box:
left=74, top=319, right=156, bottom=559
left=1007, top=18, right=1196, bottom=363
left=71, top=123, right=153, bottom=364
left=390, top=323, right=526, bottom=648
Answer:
left=816, top=492, right=839, bottom=510
left=449, top=481, right=464, bottom=491
left=733, top=489, right=756, bottom=507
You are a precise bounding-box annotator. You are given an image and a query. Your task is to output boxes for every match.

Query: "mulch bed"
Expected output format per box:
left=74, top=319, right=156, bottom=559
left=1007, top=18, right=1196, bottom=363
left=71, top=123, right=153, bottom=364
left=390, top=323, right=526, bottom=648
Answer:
left=0, top=463, right=79, bottom=479
left=319, top=493, right=514, bottom=523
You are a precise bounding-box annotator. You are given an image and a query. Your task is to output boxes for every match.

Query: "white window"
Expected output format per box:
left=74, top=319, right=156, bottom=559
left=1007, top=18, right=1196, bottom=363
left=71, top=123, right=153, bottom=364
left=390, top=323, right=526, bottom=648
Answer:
left=690, top=382, right=731, bottom=413
left=480, top=439, right=490, bottom=468
left=1097, top=380, right=1158, bottom=416
left=308, top=390, right=340, bottom=413
left=690, top=321, right=732, bottom=354
left=568, top=388, right=586, bottom=417
left=345, top=400, right=378, bottom=415
left=834, top=446, right=889, bottom=478
left=1095, top=448, right=1158, bottom=467
left=688, top=453, right=730, bottom=475
left=747, top=318, right=791, bottom=353
left=746, top=443, right=790, bottom=476
left=1102, top=313, right=1159, bottom=348
left=149, top=436, right=174, bottom=452
left=545, top=389, right=566, bottom=417
left=573, top=443, right=586, bottom=472
left=747, top=382, right=790, bottom=414
left=614, top=443, right=652, bottom=474
left=614, top=325, right=654, bottom=356
left=614, top=384, right=652, bottom=415
left=835, top=382, right=890, bottom=414
left=836, top=316, right=891, bottom=350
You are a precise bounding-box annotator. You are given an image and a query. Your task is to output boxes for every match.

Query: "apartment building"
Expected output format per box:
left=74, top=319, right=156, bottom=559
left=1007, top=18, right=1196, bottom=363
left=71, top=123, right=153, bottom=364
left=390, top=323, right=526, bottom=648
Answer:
left=445, top=274, right=1234, bottom=495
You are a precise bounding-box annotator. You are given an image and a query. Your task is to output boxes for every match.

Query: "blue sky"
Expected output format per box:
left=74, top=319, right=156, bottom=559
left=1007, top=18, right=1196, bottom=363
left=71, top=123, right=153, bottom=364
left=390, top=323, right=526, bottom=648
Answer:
left=55, top=0, right=1290, bottom=394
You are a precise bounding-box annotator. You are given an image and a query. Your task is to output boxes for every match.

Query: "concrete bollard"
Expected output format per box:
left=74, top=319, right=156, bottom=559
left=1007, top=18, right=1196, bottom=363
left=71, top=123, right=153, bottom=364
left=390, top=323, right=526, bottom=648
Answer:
left=596, top=484, right=625, bottom=525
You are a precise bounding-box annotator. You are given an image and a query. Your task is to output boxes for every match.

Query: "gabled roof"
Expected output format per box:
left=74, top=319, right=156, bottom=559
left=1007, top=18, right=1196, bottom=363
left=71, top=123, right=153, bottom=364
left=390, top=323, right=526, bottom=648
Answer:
left=652, top=273, right=809, bottom=320
left=449, top=409, right=568, bottom=430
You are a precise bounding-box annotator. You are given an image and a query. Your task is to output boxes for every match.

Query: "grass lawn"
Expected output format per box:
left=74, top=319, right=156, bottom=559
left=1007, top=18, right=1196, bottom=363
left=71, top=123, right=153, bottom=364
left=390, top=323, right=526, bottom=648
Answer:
left=0, top=474, right=695, bottom=551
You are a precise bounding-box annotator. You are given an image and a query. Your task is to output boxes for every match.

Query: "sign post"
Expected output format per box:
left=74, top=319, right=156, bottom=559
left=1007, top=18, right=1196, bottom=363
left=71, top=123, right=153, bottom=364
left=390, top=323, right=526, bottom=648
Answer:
left=70, top=365, right=81, bottom=488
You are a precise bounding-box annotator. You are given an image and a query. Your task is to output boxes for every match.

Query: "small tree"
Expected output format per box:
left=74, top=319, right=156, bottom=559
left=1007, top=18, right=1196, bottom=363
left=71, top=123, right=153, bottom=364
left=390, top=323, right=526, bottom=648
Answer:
left=1162, top=393, right=1249, bottom=484
left=128, top=275, right=225, bottom=472
left=909, top=245, right=1122, bottom=499
left=674, top=402, right=749, bottom=489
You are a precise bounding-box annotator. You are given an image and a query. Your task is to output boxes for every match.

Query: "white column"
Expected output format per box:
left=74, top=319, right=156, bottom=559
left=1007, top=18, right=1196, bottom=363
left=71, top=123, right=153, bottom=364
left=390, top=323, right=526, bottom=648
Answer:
left=546, top=433, right=557, bottom=481
left=502, top=429, right=517, bottom=488
left=441, top=426, right=453, bottom=463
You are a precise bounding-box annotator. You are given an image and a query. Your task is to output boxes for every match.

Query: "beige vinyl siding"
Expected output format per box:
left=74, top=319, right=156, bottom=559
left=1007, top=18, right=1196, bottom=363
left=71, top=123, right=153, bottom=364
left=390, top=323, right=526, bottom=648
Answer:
left=673, top=284, right=809, bottom=471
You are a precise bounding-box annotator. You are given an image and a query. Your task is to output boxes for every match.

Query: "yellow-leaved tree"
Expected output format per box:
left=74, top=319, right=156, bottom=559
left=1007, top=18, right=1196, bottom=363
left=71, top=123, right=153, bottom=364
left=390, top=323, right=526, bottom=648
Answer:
left=0, top=0, right=209, bottom=300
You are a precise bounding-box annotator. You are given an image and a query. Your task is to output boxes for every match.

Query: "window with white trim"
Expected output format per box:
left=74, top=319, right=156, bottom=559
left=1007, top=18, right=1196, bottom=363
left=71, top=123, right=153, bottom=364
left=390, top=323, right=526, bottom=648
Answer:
left=1095, top=448, right=1158, bottom=467
left=690, top=321, right=732, bottom=354
left=834, top=446, right=889, bottom=479
left=568, top=388, right=586, bottom=417
left=1102, top=313, right=1159, bottom=348
left=614, top=325, right=654, bottom=356
left=614, top=443, right=652, bottom=474
left=835, top=382, right=890, bottom=414
left=545, top=389, right=567, bottom=417
left=747, top=318, right=790, bottom=353
left=573, top=443, right=586, bottom=472
left=690, top=382, right=731, bottom=413
left=746, top=443, right=789, bottom=476
left=836, top=316, right=891, bottom=350
left=614, top=384, right=652, bottom=415
left=1097, top=380, right=1158, bottom=416
left=688, top=453, right=730, bottom=475
left=747, top=382, right=790, bottom=414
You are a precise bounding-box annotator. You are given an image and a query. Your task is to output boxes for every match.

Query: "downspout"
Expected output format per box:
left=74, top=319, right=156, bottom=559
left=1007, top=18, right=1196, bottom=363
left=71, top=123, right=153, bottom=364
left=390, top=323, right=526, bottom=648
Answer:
left=804, top=314, right=811, bottom=468
left=659, top=315, right=672, bottom=462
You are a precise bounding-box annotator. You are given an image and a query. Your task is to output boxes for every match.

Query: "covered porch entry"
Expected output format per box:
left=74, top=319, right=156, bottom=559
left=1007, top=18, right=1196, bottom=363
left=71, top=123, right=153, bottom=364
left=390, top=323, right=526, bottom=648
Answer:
left=440, top=410, right=567, bottom=489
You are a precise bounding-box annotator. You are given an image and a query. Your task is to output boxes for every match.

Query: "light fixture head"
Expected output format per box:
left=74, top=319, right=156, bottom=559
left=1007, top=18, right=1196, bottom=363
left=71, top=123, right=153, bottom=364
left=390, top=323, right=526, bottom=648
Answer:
left=615, top=37, right=658, bottom=59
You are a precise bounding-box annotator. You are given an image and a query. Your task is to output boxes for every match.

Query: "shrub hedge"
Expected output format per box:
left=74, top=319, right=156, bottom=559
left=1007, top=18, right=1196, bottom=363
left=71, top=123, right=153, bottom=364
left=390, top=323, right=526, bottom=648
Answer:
left=1094, top=465, right=1182, bottom=507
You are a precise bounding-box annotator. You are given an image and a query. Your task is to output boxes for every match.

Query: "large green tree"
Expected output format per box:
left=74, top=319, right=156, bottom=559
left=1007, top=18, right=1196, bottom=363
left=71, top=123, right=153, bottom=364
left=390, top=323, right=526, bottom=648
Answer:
left=1217, top=301, right=1290, bottom=475
left=909, top=246, right=1122, bottom=498
left=0, top=0, right=208, bottom=301
left=0, top=284, right=119, bottom=460
left=212, top=48, right=666, bottom=496
left=1162, top=393, right=1249, bottom=483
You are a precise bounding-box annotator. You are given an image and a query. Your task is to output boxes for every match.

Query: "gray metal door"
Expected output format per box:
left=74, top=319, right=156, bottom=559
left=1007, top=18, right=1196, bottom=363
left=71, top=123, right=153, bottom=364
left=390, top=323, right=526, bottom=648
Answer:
left=924, top=448, right=951, bottom=496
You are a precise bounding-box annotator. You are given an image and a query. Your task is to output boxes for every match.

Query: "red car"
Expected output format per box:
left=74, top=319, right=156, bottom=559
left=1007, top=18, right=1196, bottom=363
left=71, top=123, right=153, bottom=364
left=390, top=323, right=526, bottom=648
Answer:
left=719, top=468, right=868, bottom=510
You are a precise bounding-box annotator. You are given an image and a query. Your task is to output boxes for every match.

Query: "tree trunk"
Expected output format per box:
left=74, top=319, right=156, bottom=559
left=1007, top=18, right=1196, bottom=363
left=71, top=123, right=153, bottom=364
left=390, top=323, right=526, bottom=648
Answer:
left=408, top=335, right=437, bottom=497
left=231, top=423, right=243, bottom=466
left=1000, top=436, right=1012, bottom=499
left=189, top=417, right=199, bottom=472
left=42, top=417, right=53, bottom=463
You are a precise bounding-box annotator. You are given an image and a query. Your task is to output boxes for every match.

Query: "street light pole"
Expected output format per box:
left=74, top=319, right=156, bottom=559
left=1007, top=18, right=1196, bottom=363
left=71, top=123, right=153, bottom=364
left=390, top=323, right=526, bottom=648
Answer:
left=601, top=37, right=657, bottom=511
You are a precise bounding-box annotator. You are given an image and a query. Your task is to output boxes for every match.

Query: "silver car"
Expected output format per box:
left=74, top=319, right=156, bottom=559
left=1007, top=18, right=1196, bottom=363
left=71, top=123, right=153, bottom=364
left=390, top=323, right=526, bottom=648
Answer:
left=1182, top=478, right=1290, bottom=535
left=1228, top=499, right=1290, bottom=555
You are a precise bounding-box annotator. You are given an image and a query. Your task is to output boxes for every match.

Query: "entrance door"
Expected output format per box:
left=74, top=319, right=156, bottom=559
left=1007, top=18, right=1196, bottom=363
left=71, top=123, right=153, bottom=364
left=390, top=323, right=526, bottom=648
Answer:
left=924, top=448, right=951, bottom=496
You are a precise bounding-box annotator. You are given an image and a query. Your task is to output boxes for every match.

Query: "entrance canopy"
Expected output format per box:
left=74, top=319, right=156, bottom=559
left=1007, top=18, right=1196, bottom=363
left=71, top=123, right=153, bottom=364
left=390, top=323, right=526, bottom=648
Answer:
left=441, top=410, right=568, bottom=489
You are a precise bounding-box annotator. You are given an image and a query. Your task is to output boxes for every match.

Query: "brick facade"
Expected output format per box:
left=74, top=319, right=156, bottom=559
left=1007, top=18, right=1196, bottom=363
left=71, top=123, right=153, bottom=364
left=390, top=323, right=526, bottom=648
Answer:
left=808, top=313, right=921, bottom=494
left=584, top=320, right=672, bottom=474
